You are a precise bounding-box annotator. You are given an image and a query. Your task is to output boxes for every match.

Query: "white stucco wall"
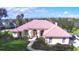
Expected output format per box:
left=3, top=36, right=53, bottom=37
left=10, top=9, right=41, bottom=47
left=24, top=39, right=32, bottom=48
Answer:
left=21, top=31, right=24, bottom=37
left=45, top=38, right=70, bottom=45
left=12, top=32, right=18, bottom=38
left=37, top=30, right=41, bottom=38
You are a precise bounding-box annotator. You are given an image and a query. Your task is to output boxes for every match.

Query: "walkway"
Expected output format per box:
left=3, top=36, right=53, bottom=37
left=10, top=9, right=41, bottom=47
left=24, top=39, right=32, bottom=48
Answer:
left=27, top=37, right=43, bottom=51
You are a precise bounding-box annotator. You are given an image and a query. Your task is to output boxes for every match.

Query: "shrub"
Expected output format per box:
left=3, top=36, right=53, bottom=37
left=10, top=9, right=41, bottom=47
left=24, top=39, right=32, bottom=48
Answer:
left=1, top=31, right=13, bottom=41
left=48, top=43, right=75, bottom=51
left=32, top=37, right=49, bottom=50
left=0, top=32, right=3, bottom=38
left=32, top=39, right=76, bottom=51
left=36, top=37, right=45, bottom=45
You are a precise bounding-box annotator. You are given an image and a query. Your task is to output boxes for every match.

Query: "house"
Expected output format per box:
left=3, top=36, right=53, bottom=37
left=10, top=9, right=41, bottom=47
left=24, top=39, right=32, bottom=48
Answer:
left=2, top=20, right=16, bottom=29
left=0, top=19, right=17, bottom=30
left=74, top=22, right=79, bottom=28
left=0, top=22, right=5, bottom=30
left=8, top=20, right=72, bottom=45
left=43, top=26, right=71, bottom=45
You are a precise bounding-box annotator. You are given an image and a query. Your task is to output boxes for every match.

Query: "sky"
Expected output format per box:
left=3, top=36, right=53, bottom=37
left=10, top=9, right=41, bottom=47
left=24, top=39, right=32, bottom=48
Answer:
left=2, top=7, right=79, bottom=19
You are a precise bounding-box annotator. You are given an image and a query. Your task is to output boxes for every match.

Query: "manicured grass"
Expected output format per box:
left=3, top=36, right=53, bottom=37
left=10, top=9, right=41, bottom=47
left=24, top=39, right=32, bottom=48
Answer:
left=0, top=39, right=29, bottom=51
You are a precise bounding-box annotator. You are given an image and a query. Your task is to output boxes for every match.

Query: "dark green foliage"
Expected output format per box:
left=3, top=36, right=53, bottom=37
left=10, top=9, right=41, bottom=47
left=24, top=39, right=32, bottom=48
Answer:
left=16, top=13, right=24, bottom=26
left=56, top=18, right=75, bottom=32
left=0, top=39, right=29, bottom=51
left=48, top=43, right=75, bottom=51
left=0, top=32, right=3, bottom=38
left=0, top=8, right=7, bottom=20
left=0, top=31, right=13, bottom=41
left=47, top=18, right=76, bottom=32
left=36, top=37, right=45, bottom=44
left=32, top=37, right=49, bottom=50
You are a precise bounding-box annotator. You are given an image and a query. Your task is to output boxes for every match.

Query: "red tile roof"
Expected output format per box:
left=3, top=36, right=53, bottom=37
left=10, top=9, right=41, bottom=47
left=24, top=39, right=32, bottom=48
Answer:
left=43, top=26, right=71, bottom=37
left=9, top=20, right=55, bottom=32
left=9, top=28, right=19, bottom=32
left=9, top=23, right=28, bottom=32
left=8, top=20, right=71, bottom=38
left=26, top=20, right=55, bottom=30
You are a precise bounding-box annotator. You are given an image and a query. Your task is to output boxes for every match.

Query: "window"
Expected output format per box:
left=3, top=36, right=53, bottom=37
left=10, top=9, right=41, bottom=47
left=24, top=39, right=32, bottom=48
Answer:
left=13, top=32, right=18, bottom=38
left=62, top=38, right=66, bottom=43
left=49, top=37, right=52, bottom=43
left=24, top=30, right=28, bottom=35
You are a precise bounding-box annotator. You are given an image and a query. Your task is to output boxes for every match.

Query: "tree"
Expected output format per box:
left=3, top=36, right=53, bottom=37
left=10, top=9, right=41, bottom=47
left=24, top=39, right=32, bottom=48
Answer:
left=56, top=18, right=75, bottom=32
left=0, top=8, right=7, bottom=20
left=20, top=13, right=24, bottom=19
left=16, top=13, right=24, bottom=26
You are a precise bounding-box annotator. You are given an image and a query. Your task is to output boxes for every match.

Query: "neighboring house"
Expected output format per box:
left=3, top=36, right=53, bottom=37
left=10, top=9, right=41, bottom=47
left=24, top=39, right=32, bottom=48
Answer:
left=74, top=22, right=79, bottom=28
left=2, top=20, right=16, bottom=29
left=0, top=19, right=17, bottom=30
left=0, top=22, right=5, bottom=30
left=8, top=20, right=72, bottom=45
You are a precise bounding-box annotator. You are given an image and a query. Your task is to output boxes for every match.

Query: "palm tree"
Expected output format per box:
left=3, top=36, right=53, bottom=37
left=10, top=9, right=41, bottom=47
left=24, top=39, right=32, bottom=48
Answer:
left=0, top=8, right=7, bottom=20
left=20, top=13, right=24, bottom=19
left=16, top=13, right=24, bottom=26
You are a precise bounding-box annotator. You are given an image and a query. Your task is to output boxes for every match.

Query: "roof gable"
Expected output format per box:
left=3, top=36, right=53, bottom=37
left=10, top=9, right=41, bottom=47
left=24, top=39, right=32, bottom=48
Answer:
left=43, top=26, right=71, bottom=37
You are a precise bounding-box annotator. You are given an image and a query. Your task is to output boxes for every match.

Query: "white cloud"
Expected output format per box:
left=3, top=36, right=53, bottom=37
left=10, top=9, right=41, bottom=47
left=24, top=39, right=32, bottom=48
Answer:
left=1, top=7, right=79, bottom=19
left=4, top=7, right=35, bottom=19
left=57, top=12, right=79, bottom=18
left=58, top=14, right=62, bottom=17
left=64, top=11, right=68, bottom=15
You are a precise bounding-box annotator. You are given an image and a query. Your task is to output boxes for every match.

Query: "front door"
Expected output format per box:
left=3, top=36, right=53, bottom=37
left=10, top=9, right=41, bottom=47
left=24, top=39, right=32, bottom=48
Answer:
left=32, top=29, right=37, bottom=37
left=40, top=30, right=44, bottom=36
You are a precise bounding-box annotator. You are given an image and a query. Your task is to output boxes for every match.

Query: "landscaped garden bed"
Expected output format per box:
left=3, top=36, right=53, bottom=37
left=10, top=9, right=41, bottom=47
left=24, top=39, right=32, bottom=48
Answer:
left=32, top=37, right=78, bottom=51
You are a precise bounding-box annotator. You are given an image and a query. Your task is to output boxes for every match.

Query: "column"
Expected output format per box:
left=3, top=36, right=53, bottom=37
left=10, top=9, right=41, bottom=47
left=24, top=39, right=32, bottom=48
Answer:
left=37, top=30, right=40, bottom=38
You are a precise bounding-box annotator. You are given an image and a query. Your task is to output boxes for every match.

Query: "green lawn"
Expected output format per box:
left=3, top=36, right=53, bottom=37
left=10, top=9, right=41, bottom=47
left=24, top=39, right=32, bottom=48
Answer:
left=0, top=39, right=29, bottom=51
left=71, top=29, right=79, bottom=35
left=0, top=38, right=79, bottom=51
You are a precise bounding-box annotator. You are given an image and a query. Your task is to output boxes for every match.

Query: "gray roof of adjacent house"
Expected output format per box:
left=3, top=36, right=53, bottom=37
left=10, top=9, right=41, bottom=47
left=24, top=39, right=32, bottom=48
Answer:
left=0, top=19, right=17, bottom=30
left=74, top=22, right=79, bottom=27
